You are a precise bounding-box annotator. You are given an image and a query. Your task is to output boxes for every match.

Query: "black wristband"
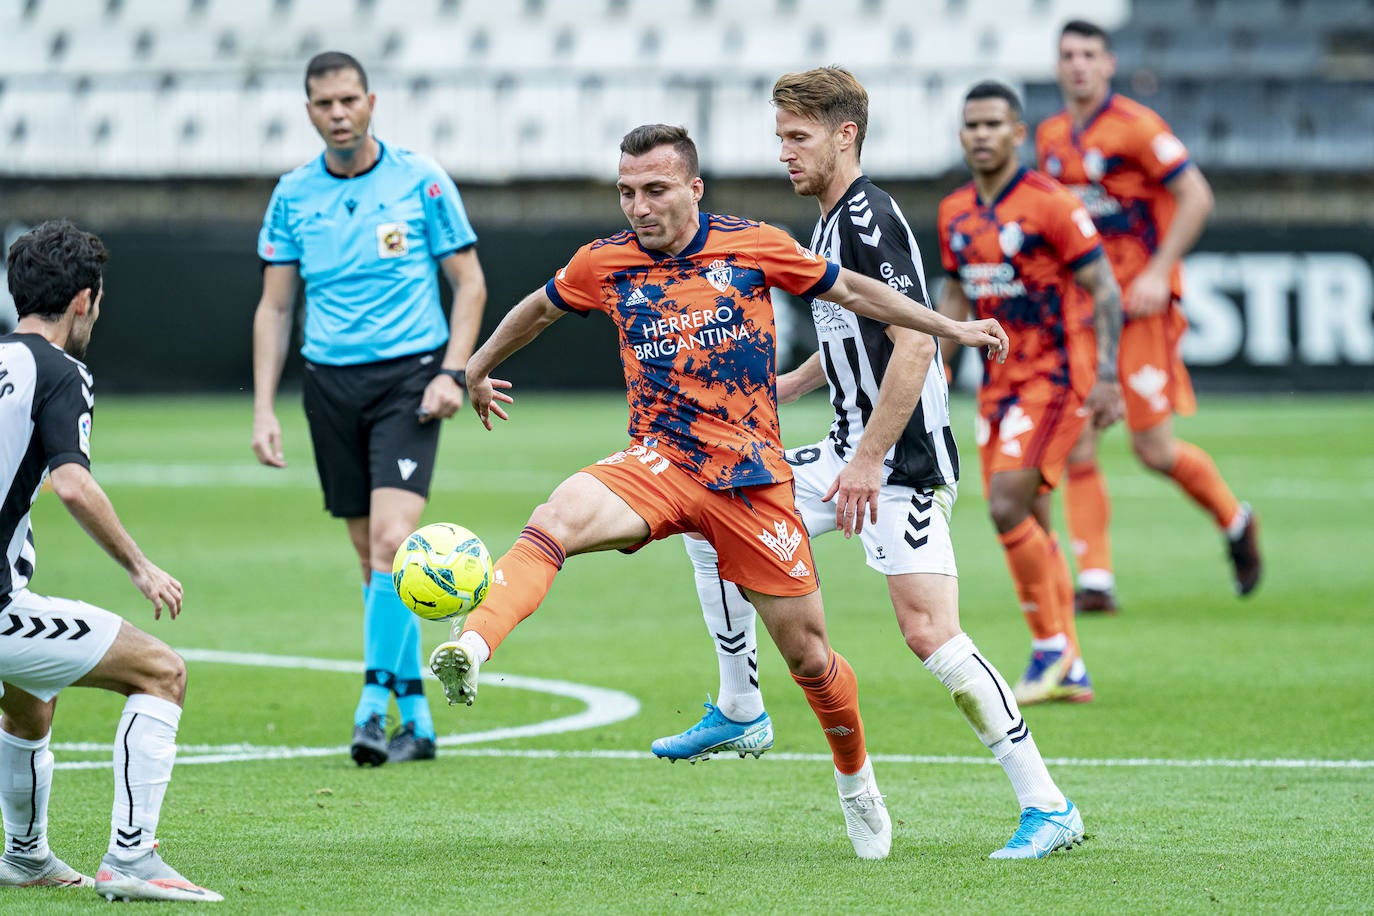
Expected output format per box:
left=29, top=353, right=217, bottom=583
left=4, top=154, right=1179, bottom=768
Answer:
left=437, top=368, right=467, bottom=388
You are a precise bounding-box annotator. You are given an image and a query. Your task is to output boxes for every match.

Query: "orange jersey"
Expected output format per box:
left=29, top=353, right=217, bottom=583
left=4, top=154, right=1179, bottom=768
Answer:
left=1036, top=93, right=1191, bottom=302
left=937, top=168, right=1104, bottom=416
left=546, top=213, right=839, bottom=490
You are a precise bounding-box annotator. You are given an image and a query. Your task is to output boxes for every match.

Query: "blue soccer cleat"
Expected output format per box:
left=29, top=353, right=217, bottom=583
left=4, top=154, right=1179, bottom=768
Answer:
left=651, top=698, right=774, bottom=763
left=1054, top=665, right=1095, bottom=704
left=989, top=800, right=1085, bottom=859
left=1012, top=648, right=1073, bottom=706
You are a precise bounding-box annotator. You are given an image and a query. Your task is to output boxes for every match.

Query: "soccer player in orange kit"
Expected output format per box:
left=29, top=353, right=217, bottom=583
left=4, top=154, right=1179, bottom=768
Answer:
left=1037, top=19, right=1261, bottom=612
left=427, top=124, right=1014, bottom=859
left=937, top=81, right=1124, bottom=705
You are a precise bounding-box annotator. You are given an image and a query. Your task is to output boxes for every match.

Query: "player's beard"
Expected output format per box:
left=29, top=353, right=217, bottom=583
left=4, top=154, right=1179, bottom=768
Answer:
left=793, top=144, right=838, bottom=199
left=66, top=325, right=91, bottom=360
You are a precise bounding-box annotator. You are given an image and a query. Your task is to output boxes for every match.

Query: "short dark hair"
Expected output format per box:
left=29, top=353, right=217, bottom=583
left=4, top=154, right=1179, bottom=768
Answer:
left=619, top=124, right=700, bottom=179
left=772, top=66, right=869, bottom=160
left=964, top=80, right=1024, bottom=120
left=6, top=220, right=108, bottom=320
left=304, top=51, right=369, bottom=96
left=1061, top=18, right=1112, bottom=50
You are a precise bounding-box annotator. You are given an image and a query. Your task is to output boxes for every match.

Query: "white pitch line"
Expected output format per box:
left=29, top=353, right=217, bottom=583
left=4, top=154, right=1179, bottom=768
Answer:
left=53, top=648, right=639, bottom=770
left=49, top=650, right=1372, bottom=772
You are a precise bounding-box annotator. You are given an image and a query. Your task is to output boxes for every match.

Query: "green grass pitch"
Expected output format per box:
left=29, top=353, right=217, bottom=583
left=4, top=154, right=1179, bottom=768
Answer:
left=13, top=392, right=1373, bottom=913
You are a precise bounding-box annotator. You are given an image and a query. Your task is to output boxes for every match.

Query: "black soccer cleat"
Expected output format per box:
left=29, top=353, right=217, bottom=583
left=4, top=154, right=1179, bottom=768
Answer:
left=1074, top=586, right=1119, bottom=615
left=386, top=722, right=437, bottom=763
left=1228, top=503, right=1262, bottom=597
left=350, top=713, right=388, bottom=767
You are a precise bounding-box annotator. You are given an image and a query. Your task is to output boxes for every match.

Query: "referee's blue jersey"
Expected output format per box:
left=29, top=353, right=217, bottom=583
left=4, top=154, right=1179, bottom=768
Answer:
left=257, top=141, right=478, bottom=366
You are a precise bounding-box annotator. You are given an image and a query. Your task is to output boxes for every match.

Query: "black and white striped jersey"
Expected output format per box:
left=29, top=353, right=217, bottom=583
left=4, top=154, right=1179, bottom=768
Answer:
left=0, top=333, right=94, bottom=604
left=806, top=176, right=959, bottom=488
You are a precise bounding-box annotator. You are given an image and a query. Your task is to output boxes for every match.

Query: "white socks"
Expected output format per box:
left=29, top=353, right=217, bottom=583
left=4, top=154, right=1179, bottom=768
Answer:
left=456, top=630, right=492, bottom=664
left=0, top=727, right=53, bottom=860
left=108, top=694, right=182, bottom=862
left=682, top=535, right=765, bottom=722
left=923, top=633, right=1065, bottom=812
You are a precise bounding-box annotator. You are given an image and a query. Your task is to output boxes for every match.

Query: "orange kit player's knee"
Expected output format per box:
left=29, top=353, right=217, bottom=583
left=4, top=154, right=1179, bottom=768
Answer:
left=998, top=517, right=1067, bottom=642
left=463, top=525, right=565, bottom=656
left=792, top=650, right=867, bottom=775
left=1169, top=441, right=1241, bottom=530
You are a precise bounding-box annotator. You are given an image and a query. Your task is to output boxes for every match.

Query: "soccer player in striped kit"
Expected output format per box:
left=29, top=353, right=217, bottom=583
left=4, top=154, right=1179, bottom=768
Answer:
left=653, top=69, right=1085, bottom=859
left=0, top=221, right=220, bottom=902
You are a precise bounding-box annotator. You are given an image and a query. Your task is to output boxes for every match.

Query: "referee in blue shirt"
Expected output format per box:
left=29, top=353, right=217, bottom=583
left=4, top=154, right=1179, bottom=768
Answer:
left=251, top=52, right=487, bottom=766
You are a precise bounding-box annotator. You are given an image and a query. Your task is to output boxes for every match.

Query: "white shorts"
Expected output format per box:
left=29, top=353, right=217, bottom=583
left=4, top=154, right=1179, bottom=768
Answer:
left=786, top=441, right=959, bottom=578
left=0, top=590, right=122, bottom=702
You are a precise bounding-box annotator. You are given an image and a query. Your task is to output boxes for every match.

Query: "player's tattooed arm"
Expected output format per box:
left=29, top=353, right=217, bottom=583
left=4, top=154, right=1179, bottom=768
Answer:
left=1075, top=256, right=1125, bottom=429
left=1076, top=256, right=1122, bottom=378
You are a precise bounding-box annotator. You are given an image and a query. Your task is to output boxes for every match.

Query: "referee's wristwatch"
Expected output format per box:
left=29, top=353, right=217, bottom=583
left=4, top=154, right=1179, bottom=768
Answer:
left=437, top=368, right=467, bottom=389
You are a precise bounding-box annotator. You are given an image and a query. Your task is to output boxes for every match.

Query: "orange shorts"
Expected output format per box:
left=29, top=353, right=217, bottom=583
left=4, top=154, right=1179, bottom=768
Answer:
left=1119, top=306, right=1197, bottom=432
left=976, top=387, right=1088, bottom=496
left=580, top=441, right=818, bottom=597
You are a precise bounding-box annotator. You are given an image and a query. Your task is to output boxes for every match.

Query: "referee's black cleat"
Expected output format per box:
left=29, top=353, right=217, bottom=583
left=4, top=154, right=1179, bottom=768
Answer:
left=350, top=713, right=388, bottom=767
left=386, top=722, right=437, bottom=763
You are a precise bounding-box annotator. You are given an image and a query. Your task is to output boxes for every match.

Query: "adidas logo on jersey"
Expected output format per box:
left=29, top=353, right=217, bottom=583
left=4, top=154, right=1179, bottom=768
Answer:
left=626, top=287, right=649, bottom=308
left=789, top=560, right=810, bottom=578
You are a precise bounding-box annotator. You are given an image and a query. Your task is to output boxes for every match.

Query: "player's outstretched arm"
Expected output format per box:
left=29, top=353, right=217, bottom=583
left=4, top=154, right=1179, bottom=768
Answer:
left=464, top=287, right=564, bottom=430
left=48, top=463, right=184, bottom=619
left=251, top=264, right=301, bottom=468
left=829, top=267, right=1008, bottom=363
left=420, top=249, right=489, bottom=422
left=1075, top=256, right=1125, bottom=429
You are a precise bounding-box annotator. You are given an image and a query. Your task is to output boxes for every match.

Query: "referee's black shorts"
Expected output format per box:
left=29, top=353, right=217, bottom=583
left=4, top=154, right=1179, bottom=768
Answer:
left=302, top=347, right=446, bottom=518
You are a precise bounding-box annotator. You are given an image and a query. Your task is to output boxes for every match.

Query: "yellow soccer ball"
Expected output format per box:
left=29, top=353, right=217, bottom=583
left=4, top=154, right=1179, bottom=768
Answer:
left=392, top=523, right=493, bottom=621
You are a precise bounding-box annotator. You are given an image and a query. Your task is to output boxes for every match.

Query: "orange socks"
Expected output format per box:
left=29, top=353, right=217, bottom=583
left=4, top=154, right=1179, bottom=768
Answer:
left=463, top=525, right=566, bottom=656
left=998, top=517, right=1065, bottom=642
left=1065, top=460, right=1113, bottom=578
left=792, top=650, right=867, bottom=775
left=1048, top=532, right=1081, bottom=660
left=1169, top=441, right=1241, bottom=530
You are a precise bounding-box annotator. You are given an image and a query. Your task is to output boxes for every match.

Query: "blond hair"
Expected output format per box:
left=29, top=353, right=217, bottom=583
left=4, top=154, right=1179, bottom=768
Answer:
left=771, top=66, right=869, bottom=159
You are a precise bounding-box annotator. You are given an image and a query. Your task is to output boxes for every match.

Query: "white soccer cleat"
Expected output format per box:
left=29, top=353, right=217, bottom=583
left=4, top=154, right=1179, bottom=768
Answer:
left=429, top=640, right=480, bottom=706
left=0, top=851, right=93, bottom=887
left=94, top=849, right=222, bottom=902
left=835, top=758, right=892, bottom=860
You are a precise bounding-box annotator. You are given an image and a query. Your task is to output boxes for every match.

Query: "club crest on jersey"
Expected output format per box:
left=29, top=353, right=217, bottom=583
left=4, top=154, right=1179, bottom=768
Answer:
left=998, top=222, right=1024, bottom=258
left=757, top=520, right=802, bottom=563
left=1045, top=154, right=1062, bottom=177
left=376, top=222, right=409, bottom=259
left=949, top=232, right=967, bottom=252
left=1084, top=148, right=1106, bottom=182
left=705, top=259, right=733, bottom=293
